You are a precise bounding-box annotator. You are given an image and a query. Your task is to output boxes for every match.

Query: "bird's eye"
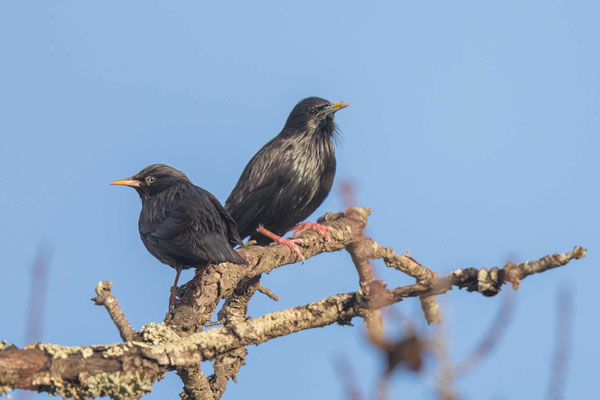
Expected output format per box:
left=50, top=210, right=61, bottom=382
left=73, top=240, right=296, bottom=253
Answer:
left=145, top=176, right=156, bottom=185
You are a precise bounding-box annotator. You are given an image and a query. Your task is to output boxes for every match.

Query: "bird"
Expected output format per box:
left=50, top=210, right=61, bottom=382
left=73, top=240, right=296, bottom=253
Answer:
left=110, top=164, right=246, bottom=311
left=225, top=96, right=349, bottom=261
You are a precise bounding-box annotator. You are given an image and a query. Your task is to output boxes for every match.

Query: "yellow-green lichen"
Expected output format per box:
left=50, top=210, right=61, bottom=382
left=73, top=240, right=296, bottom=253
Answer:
left=139, top=323, right=180, bottom=345
left=81, top=347, right=94, bottom=359
left=38, top=371, right=154, bottom=400
left=139, top=322, right=203, bottom=358
left=102, top=344, right=130, bottom=359
left=25, top=343, right=94, bottom=360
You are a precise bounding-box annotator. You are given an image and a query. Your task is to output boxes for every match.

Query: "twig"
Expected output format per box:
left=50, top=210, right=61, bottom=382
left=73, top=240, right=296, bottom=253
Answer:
left=24, top=245, right=52, bottom=344
left=18, top=245, right=52, bottom=400
left=547, top=286, right=573, bottom=400
left=335, top=356, right=363, bottom=400
left=503, top=247, right=586, bottom=290
left=91, top=281, right=138, bottom=342
left=375, top=247, right=441, bottom=323
left=433, top=322, right=457, bottom=400
left=340, top=181, right=388, bottom=333
left=346, top=233, right=384, bottom=337
left=338, top=180, right=359, bottom=208
left=256, top=282, right=279, bottom=301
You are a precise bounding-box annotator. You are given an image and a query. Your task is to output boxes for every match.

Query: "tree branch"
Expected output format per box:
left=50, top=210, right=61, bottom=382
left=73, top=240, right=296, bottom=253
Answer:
left=0, top=207, right=587, bottom=399
left=177, top=365, right=214, bottom=400
left=207, top=275, right=262, bottom=399
left=92, top=281, right=139, bottom=342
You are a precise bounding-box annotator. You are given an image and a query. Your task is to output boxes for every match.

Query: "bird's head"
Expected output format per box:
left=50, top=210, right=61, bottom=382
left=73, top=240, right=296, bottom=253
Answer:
left=282, top=97, right=349, bottom=138
left=110, top=164, right=191, bottom=198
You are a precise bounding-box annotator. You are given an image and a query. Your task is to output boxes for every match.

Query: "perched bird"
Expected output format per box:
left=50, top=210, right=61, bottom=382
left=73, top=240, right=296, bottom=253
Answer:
left=226, top=96, right=349, bottom=260
left=110, top=164, right=245, bottom=311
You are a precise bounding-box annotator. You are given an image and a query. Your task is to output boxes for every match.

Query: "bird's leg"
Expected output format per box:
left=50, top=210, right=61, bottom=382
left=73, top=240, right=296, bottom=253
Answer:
left=190, top=267, right=206, bottom=286
left=169, top=266, right=183, bottom=312
left=256, top=225, right=306, bottom=262
left=290, top=221, right=331, bottom=242
left=191, top=268, right=202, bottom=284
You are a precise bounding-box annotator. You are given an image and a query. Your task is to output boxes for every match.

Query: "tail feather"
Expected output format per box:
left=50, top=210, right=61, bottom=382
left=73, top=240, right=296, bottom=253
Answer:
left=202, top=233, right=247, bottom=265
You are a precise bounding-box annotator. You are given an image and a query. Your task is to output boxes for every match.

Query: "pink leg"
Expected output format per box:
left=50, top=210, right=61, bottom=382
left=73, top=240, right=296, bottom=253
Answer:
left=169, top=266, right=183, bottom=312
left=256, top=226, right=305, bottom=262
left=291, top=221, right=331, bottom=242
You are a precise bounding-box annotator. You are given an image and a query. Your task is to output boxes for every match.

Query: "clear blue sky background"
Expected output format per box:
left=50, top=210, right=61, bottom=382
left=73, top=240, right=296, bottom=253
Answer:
left=1, top=1, right=598, bottom=399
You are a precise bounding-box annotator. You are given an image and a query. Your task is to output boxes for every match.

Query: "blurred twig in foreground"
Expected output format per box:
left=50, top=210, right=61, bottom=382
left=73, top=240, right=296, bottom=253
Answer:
left=18, top=244, right=52, bottom=400
left=547, top=286, right=573, bottom=400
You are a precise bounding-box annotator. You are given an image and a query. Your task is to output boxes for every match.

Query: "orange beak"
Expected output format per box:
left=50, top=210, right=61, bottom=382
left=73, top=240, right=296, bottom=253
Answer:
left=109, top=178, right=141, bottom=188
left=330, top=101, right=349, bottom=112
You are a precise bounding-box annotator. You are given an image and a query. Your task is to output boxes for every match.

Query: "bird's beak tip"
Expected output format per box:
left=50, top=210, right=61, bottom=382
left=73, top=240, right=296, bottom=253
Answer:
left=330, top=101, right=350, bottom=112
left=110, top=178, right=141, bottom=187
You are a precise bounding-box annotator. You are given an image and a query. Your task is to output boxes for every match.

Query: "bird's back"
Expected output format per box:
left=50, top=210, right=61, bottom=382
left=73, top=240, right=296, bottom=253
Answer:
left=226, top=133, right=336, bottom=241
left=140, top=183, right=245, bottom=268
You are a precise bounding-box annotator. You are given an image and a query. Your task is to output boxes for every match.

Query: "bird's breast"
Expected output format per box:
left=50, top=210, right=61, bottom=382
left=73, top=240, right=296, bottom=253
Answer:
left=286, top=138, right=335, bottom=199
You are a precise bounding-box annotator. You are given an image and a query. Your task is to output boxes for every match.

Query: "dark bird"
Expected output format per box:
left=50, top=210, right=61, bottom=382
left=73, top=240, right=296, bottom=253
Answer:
left=225, top=96, right=348, bottom=261
left=110, top=164, right=245, bottom=311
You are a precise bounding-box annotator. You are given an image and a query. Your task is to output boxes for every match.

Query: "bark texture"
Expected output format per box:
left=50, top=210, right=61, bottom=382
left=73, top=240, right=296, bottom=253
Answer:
left=0, top=207, right=586, bottom=399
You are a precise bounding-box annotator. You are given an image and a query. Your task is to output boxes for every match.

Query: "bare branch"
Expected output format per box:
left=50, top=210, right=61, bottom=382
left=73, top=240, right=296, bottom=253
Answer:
left=91, top=281, right=139, bottom=342
left=339, top=181, right=386, bottom=335
left=256, top=282, right=280, bottom=301
left=346, top=227, right=384, bottom=336
left=504, top=247, right=586, bottom=290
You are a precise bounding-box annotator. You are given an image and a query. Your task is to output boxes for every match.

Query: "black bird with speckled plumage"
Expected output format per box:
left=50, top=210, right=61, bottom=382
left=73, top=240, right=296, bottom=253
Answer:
left=225, top=97, right=348, bottom=250
left=111, top=164, right=245, bottom=310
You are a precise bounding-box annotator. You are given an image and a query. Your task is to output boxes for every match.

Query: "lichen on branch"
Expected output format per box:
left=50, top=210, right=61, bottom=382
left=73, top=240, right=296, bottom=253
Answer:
left=0, top=207, right=587, bottom=400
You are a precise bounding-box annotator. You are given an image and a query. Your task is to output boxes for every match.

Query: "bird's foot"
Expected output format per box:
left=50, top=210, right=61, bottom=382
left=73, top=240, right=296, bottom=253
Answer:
left=168, top=288, right=182, bottom=313
left=257, top=226, right=306, bottom=262
left=291, top=221, right=331, bottom=242
left=275, top=237, right=306, bottom=263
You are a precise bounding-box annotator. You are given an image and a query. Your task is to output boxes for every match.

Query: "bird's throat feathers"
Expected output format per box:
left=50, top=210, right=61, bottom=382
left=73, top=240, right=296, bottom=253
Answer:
left=281, top=116, right=338, bottom=142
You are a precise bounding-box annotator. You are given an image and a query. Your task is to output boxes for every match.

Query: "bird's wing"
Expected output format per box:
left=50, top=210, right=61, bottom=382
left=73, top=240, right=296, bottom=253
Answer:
left=225, top=138, right=297, bottom=237
left=145, top=188, right=245, bottom=265
left=197, top=187, right=243, bottom=247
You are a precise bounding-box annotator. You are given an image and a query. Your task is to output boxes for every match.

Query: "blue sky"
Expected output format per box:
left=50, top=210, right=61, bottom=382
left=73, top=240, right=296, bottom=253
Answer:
left=1, top=1, right=598, bottom=398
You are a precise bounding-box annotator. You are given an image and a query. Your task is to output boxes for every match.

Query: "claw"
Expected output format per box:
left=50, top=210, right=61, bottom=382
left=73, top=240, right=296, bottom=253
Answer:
left=291, top=222, right=331, bottom=242
left=275, top=236, right=306, bottom=262
left=256, top=226, right=306, bottom=262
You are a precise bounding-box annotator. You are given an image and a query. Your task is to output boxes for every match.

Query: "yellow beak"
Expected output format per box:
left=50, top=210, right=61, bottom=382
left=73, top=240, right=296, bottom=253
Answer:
left=330, top=101, right=349, bottom=112
left=109, top=178, right=141, bottom=188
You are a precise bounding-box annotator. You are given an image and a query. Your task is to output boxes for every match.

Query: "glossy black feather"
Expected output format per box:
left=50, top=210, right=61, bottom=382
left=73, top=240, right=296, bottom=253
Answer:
left=126, top=164, right=245, bottom=269
left=226, top=97, right=342, bottom=242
